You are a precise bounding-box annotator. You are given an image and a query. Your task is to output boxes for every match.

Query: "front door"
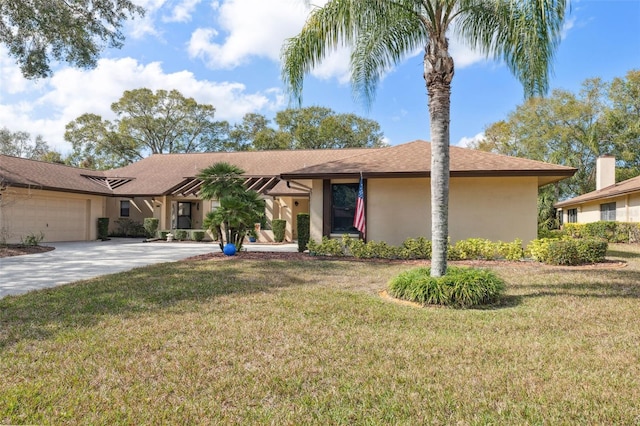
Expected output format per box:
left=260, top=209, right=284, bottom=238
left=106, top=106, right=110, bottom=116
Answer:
left=177, top=202, right=192, bottom=229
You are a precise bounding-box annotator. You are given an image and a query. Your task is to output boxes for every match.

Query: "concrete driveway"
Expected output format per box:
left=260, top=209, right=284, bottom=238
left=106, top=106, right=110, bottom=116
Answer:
left=0, top=238, right=297, bottom=299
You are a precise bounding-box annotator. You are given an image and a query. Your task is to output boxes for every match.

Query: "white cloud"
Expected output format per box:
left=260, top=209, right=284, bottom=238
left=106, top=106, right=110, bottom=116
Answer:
left=163, top=0, right=202, bottom=23
left=0, top=47, right=34, bottom=96
left=187, top=0, right=488, bottom=86
left=456, top=132, right=484, bottom=148
left=0, top=55, right=283, bottom=153
left=449, top=41, right=488, bottom=69
left=188, top=0, right=323, bottom=69
left=561, top=15, right=577, bottom=39
left=128, top=0, right=168, bottom=38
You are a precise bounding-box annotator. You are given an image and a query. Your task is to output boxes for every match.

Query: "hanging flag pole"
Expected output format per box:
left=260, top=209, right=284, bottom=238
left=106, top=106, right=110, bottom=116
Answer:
left=354, top=172, right=366, bottom=239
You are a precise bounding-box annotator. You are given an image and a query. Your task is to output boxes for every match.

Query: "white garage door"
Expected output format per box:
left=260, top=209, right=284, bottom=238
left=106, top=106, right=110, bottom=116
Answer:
left=4, top=196, right=88, bottom=242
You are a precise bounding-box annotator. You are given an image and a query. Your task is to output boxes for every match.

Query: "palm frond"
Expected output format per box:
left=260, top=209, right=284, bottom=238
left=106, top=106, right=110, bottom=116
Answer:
left=281, top=0, right=430, bottom=107
left=456, top=0, right=567, bottom=97
left=351, top=8, right=427, bottom=106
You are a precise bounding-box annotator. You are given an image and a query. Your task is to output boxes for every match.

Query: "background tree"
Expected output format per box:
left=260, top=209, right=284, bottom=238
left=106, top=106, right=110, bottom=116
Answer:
left=273, top=107, right=385, bottom=149
left=65, top=88, right=223, bottom=169
left=199, top=163, right=265, bottom=251
left=216, top=107, right=385, bottom=151
left=605, top=69, right=640, bottom=180
left=281, top=0, right=566, bottom=276
left=474, top=71, right=640, bottom=227
left=0, top=127, right=61, bottom=161
left=1, top=0, right=144, bottom=79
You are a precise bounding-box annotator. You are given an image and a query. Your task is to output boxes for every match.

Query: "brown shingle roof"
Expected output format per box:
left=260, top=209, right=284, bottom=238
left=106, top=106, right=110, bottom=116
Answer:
left=105, top=148, right=377, bottom=196
left=555, top=174, right=640, bottom=208
left=0, top=140, right=577, bottom=198
left=0, top=155, right=111, bottom=195
left=280, top=140, right=576, bottom=186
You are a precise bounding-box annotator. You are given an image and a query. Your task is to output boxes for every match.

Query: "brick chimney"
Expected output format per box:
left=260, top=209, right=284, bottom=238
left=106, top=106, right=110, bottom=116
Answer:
left=596, top=155, right=616, bottom=190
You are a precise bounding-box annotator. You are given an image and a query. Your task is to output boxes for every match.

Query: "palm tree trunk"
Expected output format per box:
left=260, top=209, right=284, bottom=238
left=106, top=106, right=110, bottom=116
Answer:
left=425, top=35, right=454, bottom=277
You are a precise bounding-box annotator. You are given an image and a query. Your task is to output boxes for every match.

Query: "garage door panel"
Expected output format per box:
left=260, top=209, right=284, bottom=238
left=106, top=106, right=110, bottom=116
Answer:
left=4, top=196, right=87, bottom=242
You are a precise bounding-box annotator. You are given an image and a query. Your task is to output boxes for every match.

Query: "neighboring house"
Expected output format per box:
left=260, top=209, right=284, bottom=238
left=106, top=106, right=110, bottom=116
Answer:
left=555, top=155, right=640, bottom=225
left=0, top=140, right=575, bottom=245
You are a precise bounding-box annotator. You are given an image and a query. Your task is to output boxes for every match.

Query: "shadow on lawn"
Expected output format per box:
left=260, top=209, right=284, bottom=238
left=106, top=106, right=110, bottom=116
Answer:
left=0, top=259, right=341, bottom=350
left=515, top=268, right=640, bottom=299
left=607, top=249, right=640, bottom=259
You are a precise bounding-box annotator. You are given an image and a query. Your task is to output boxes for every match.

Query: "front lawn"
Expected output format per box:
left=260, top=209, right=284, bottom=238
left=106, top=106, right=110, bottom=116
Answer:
left=1, top=245, right=639, bottom=424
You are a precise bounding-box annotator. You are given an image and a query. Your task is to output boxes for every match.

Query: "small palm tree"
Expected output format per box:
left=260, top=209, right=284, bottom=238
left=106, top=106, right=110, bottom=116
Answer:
left=282, top=0, right=567, bottom=276
left=199, top=163, right=265, bottom=250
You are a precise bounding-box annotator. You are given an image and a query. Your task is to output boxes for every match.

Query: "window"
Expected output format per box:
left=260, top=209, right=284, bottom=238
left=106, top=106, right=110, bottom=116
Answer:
left=177, top=202, right=192, bottom=229
left=567, top=208, right=578, bottom=223
left=331, top=183, right=358, bottom=233
left=120, top=200, right=130, bottom=217
left=600, top=202, right=616, bottom=221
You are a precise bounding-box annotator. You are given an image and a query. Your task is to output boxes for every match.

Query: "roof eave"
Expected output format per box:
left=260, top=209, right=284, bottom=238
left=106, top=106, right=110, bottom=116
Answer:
left=555, top=187, right=640, bottom=208
left=281, top=169, right=577, bottom=181
left=4, top=182, right=113, bottom=197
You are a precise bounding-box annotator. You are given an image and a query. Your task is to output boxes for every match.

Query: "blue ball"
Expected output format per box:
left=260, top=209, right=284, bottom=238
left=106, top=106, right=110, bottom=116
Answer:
left=223, top=243, right=236, bottom=256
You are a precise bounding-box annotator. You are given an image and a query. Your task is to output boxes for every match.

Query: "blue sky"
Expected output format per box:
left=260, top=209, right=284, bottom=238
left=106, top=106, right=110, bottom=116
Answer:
left=0, top=0, right=638, bottom=153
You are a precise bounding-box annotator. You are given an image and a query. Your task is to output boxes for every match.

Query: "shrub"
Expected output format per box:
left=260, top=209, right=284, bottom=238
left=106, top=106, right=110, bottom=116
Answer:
left=159, top=231, right=169, bottom=240
left=341, top=235, right=404, bottom=259
left=562, top=223, right=583, bottom=239
left=496, top=239, right=523, bottom=261
left=628, top=223, right=640, bottom=243
left=452, top=238, right=497, bottom=260
left=527, top=237, right=608, bottom=265
left=113, top=219, right=147, bottom=238
left=143, top=217, right=159, bottom=238
left=97, top=217, right=109, bottom=240
left=538, top=228, right=566, bottom=239
left=401, top=237, right=432, bottom=259
left=192, top=230, right=205, bottom=242
left=575, top=238, right=608, bottom=264
left=273, top=219, right=286, bottom=243
left=307, top=237, right=345, bottom=256
left=174, top=230, right=188, bottom=241
left=21, top=231, right=44, bottom=246
left=546, top=239, right=580, bottom=265
left=388, top=266, right=505, bottom=308
left=297, top=213, right=310, bottom=252
left=584, top=221, right=620, bottom=242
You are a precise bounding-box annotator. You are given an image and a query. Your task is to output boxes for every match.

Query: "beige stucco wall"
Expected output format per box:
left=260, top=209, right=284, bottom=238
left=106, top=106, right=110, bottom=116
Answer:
left=307, top=176, right=539, bottom=247
left=106, top=196, right=211, bottom=234
left=309, top=179, right=324, bottom=242
left=449, top=177, right=538, bottom=244
left=368, top=176, right=538, bottom=245
left=367, top=178, right=431, bottom=245
left=275, top=196, right=310, bottom=241
left=629, top=193, right=640, bottom=222
left=106, top=197, right=156, bottom=234
left=0, top=187, right=106, bottom=243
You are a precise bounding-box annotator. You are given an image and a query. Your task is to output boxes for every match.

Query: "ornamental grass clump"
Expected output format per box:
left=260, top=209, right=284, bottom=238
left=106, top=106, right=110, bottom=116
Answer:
left=388, top=266, right=505, bottom=308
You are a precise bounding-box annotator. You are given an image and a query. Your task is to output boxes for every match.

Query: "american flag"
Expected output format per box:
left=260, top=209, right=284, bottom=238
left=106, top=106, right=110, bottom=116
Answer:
left=353, top=174, right=365, bottom=237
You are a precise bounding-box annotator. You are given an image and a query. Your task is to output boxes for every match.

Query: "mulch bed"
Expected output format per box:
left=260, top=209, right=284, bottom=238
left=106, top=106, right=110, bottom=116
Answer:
left=0, top=244, right=55, bottom=258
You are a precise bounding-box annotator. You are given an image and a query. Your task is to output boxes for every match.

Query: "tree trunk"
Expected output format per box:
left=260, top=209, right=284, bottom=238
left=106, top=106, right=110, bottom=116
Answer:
left=425, top=35, right=454, bottom=277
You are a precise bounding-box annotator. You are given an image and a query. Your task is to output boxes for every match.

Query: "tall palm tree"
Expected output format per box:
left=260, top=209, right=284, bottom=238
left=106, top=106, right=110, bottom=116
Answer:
left=282, top=0, right=567, bottom=276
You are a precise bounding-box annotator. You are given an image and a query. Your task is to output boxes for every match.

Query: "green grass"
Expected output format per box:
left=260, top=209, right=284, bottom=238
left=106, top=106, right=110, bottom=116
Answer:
left=2, top=245, right=640, bottom=424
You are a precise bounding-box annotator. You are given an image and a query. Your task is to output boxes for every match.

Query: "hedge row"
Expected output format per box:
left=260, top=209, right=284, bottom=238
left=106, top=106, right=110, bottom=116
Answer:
left=308, top=236, right=523, bottom=261
left=562, top=221, right=640, bottom=243
left=307, top=235, right=608, bottom=266
left=528, top=237, right=608, bottom=265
